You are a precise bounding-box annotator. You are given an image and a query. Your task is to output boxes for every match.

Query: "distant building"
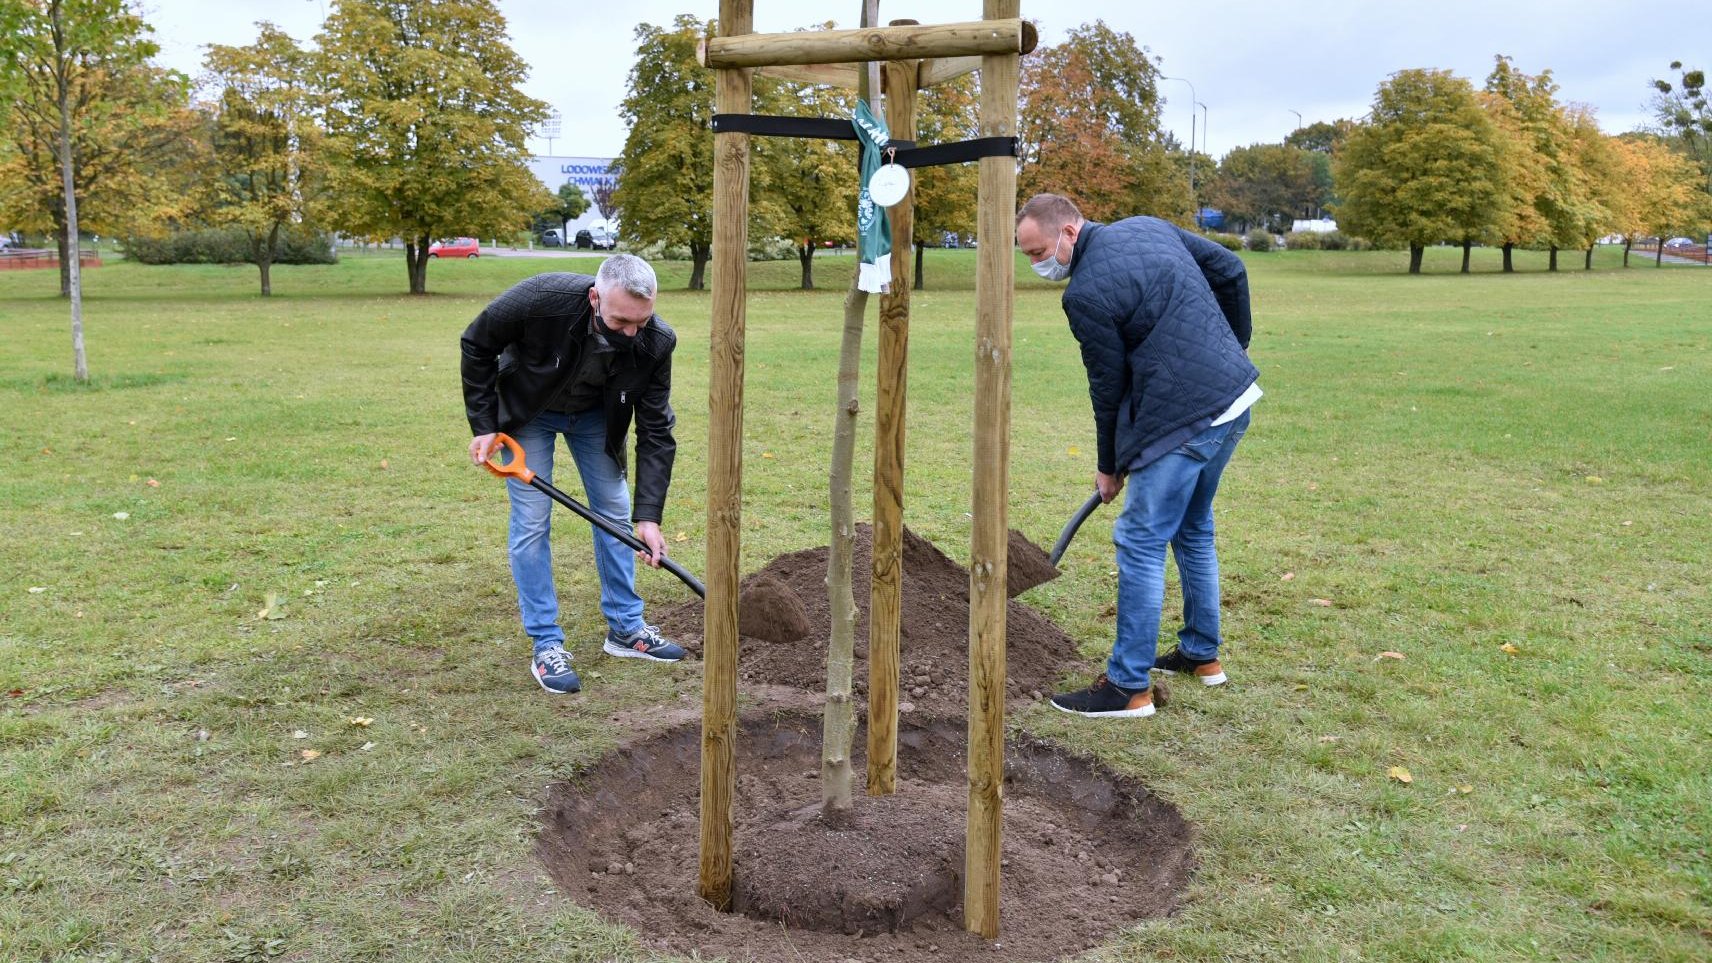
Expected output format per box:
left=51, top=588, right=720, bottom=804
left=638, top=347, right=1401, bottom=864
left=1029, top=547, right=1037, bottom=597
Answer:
left=1291, top=218, right=1338, bottom=234
left=527, top=155, right=617, bottom=235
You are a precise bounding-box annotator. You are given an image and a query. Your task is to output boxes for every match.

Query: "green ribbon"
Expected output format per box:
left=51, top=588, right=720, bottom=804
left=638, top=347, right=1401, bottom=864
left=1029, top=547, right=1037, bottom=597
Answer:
left=852, top=101, right=892, bottom=293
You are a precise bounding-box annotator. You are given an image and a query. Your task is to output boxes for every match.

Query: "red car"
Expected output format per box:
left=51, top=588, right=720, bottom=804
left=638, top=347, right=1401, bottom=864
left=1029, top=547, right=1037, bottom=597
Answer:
left=428, top=237, right=479, bottom=258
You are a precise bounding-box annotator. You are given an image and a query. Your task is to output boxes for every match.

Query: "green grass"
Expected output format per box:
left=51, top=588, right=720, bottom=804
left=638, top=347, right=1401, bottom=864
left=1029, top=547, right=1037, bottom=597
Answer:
left=2, top=244, right=1709, bottom=962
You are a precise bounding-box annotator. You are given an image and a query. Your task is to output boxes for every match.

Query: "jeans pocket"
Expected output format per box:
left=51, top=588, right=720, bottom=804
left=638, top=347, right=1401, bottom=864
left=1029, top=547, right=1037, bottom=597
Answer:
left=1179, top=422, right=1233, bottom=463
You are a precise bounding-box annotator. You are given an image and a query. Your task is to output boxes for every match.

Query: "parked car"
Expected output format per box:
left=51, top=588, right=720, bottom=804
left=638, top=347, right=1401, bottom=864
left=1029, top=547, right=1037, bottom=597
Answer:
left=540, top=229, right=564, bottom=248
left=1663, top=236, right=1697, bottom=249
left=574, top=229, right=594, bottom=250
left=427, top=237, right=479, bottom=258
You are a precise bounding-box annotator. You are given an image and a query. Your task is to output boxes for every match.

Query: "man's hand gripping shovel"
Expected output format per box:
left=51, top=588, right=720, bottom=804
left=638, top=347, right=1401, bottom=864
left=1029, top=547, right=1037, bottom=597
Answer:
left=481, top=433, right=706, bottom=599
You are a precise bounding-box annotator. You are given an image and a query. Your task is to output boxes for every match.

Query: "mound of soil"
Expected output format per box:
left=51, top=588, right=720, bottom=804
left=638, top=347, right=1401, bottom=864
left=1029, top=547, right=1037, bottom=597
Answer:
left=653, top=525, right=1080, bottom=714
left=537, top=711, right=1196, bottom=963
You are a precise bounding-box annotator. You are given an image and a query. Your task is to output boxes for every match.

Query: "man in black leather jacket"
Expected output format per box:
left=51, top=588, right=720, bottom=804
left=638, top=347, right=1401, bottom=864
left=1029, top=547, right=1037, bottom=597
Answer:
left=460, top=254, right=685, bottom=694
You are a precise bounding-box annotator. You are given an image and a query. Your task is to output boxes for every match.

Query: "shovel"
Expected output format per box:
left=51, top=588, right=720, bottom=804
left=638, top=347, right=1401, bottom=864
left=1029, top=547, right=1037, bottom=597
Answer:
left=482, top=432, right=706, bottom=599
left=1048, top=490, right=1104, bottom=567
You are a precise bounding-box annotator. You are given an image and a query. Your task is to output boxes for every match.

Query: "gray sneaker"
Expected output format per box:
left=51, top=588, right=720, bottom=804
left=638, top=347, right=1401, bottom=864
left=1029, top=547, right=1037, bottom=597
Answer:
left=602, top=624, right=686, bottom=662
left=531, top=646, right=582, bottom=693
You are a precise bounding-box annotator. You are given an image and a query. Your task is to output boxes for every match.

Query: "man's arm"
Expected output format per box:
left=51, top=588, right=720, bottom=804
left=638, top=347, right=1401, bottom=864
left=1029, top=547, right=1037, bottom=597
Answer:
left=630, top=349, right=677, bottom=525
left=1063, top=294, right=1127, bottom=476
left=459, top=280, right=540, bottom=437
left=1175, top=226, right=1252, bottom=348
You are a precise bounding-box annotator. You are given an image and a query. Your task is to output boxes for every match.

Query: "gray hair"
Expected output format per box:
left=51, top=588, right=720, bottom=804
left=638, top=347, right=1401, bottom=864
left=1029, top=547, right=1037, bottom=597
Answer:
left=1016, top=193, right=1085, bottom=232
left=595, top=253, right=658, bottom=300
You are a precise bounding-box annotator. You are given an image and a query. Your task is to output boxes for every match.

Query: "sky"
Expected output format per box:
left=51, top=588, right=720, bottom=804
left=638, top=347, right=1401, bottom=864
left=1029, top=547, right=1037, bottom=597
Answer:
left=137, top=0, right=1705, bottom=159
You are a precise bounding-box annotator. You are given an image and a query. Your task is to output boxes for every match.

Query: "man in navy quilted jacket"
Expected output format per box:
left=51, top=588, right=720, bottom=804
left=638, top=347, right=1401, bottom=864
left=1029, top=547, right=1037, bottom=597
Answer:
left=1016, top=194, right=1261, bottom=718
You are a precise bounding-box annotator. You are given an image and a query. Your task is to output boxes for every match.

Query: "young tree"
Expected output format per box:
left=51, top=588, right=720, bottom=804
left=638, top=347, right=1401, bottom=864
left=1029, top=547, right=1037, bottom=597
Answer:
left=0, top=0, right=172, bottom=380
left=1019, top=20, right=1189, bottom=223
left=201, top=24, right=320, bottom=297
left=1334, top=69, right=1509, bottom=274
left=910, top=70, right=977, bottom=289
left=0, top=0, right=192, bottom=301
left=612, top=16, right=715, bottom=289
left=753, top=57, right=859, bottom=290
left=317, top=0, right=549, bottom=295
left=544, top=181, right=589, bottom=237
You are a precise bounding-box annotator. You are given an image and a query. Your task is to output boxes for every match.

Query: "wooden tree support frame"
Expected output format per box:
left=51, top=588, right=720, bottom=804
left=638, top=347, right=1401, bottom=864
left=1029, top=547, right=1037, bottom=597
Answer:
left=699, top=0, right=1020, bottom=939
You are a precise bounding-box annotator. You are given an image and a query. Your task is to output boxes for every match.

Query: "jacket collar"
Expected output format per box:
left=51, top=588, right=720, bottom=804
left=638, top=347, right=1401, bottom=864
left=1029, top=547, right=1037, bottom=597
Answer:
left=1069, top=221, right=1103, bottom=274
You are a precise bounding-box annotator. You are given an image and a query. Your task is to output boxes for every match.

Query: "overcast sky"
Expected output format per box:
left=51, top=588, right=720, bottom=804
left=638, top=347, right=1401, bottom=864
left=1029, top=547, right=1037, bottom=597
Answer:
left=138, top=0, right=1701, bottom=159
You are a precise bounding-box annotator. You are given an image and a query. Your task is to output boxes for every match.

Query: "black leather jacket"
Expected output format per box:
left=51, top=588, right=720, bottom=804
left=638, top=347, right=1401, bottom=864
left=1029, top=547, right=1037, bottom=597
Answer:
left=459, top=273, right=677, bottom=523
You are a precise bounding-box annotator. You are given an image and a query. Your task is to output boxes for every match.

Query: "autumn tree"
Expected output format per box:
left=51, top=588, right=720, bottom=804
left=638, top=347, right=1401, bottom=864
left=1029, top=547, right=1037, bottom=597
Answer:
left=1651, top=61, right=1712, bottom=195
left=1019, top=20, right=1189, bottom=223
left=0, top=0, right=195, bottom=303
left=1478, top=87, right=1548, bottom=272
left=752, top=50, right=859, bottom=290
left=1610, top=134, right=1705, bottom=266
left=1207, top=143, right=1328, bottom=232
left=1484, top=57, right=1596, bottom=272
left=910, top=69, right=978, bottom=289
left=316, top=0, right=549, bottom=295
left=201, top=24, right=321, bottom=297
left=1562, top=107, right=1617, bottom=269
left=612, top=16, right=716, bottom=289
left=1334, top=68, right=1509, bottom=274
left=1285, top=119, right=1354, bottom=154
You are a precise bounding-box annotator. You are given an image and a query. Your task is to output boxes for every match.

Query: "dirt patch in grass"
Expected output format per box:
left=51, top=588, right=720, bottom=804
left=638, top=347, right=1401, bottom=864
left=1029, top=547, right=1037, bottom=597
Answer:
left=654, top=525, right=1080, bottom=713
left=538, top=711, right=1195, bottom=963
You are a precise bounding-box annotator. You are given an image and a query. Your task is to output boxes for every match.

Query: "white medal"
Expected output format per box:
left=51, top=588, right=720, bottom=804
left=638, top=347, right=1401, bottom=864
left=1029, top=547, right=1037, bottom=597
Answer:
left=868, top=163, right=910, bottom=207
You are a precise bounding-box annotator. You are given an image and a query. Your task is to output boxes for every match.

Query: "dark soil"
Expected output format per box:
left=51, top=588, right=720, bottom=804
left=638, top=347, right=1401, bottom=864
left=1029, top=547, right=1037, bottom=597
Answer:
left=1006, top=528, right=1061, bottom=597
left=538, top=711, right=1196, bottom=963
left=654, top=525, right=1080, bottom=714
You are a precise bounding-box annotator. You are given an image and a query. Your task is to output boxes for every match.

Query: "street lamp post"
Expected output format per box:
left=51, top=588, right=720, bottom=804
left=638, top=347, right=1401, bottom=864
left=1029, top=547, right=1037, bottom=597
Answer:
left=1289, top=108, right=1302, bottom=132
left=1162, top=75, right=1198, bottom=221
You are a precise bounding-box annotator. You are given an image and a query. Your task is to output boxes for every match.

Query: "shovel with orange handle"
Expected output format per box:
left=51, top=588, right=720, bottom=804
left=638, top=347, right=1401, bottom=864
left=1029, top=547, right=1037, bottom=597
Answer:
left=481, top=432, right=706, bottom=599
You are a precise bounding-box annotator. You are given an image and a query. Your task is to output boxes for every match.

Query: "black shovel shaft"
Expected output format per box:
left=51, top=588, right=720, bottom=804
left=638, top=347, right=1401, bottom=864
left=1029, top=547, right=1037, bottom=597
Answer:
left=527, top=476, right=706, bottom=599
left=1049, top=490, right=1105, bottom=567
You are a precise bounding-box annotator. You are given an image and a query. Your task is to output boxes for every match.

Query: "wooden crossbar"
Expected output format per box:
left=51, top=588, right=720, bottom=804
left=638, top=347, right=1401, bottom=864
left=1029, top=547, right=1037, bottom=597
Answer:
left=700, top=18, right=1035, bottom=69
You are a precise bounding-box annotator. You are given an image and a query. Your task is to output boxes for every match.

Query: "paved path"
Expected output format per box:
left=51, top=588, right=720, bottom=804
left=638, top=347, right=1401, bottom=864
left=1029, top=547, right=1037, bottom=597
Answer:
left=484, top=247, right=609, bottom=259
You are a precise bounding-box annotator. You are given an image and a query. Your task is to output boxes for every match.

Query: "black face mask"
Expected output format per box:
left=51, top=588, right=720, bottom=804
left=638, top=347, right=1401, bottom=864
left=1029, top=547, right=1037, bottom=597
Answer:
left=593, top=311, right=637, bottom=350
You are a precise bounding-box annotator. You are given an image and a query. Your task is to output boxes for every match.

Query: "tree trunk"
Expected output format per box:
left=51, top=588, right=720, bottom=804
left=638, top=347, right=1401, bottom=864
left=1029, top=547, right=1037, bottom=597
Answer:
left=54, top=32, right=87, bottom=381
left=257, top=223, right=282, bottom=297
left=1460, top=238, right=1471, bottom=274
left=1623, top=238, right=1632, bottom=267
left=1408, top=243, right=1424, bottom=274
left=821, top=268, right=867, bottom=823
left=55, top=226, right=72, bottom=298
left=404, top=233, right=431, bottom=294
left=798, top=242, right=815, bottom=290
left=1548, top=246, right=1558, bottom=272
left=1584, top=246, right=1593, bottom=271
left=1502, top=242, right=1514, bottom=273
left=1656, top=240, right=1664, bottom=266
left=913, top=239, right=924, bottom=291
left=688, top=242, right=710, bottom=290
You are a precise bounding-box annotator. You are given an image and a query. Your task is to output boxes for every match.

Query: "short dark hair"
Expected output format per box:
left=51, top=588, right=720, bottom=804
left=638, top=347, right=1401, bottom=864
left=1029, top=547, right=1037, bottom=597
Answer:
left=1016, top=193, right=1084, bottom=231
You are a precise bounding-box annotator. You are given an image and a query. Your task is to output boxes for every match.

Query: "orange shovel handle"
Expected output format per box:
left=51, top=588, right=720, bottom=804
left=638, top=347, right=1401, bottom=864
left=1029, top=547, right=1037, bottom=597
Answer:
left=482, top=432, right=535, bottom=484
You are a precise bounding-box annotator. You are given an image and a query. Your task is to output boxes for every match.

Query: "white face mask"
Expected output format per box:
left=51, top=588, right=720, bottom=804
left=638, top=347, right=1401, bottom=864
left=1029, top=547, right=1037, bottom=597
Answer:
left=1031, top=233, right=1072, bottom=281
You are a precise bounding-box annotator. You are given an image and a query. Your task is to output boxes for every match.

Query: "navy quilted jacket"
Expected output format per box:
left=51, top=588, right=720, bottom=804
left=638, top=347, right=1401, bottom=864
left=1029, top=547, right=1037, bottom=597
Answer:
left=1061, top=217, right=1259, bottom=474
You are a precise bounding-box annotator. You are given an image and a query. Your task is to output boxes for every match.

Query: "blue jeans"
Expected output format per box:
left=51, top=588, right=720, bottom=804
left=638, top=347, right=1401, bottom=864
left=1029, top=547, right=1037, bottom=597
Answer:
left=505, top=409, right=645, bottom=652
left=1107, top=410, right=1250, bottom=690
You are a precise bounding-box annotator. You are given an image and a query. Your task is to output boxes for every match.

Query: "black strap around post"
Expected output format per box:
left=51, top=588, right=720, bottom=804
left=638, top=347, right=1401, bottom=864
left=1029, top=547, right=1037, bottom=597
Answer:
left=710, top=113, right=1018, bottom=169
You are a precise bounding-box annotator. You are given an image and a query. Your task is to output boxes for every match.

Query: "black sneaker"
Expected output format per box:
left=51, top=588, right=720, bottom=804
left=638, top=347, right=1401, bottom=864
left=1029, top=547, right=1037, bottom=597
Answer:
left=603, top=623, right=687, bottom=662
left=1152, top=647, right=1227, bottom=686
left=1049, top=674, right=1157, bottom=718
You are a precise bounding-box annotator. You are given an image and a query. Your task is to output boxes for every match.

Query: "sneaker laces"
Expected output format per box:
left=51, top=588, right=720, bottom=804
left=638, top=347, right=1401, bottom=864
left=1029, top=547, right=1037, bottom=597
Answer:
left=536, top=648, right=573, bottom=674
left=626, top=624, right=667, bottom=651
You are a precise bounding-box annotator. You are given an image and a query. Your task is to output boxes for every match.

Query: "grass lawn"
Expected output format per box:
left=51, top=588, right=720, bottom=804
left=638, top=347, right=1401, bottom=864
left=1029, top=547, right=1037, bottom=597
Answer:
left=2, top=243, right=1709, bottom=961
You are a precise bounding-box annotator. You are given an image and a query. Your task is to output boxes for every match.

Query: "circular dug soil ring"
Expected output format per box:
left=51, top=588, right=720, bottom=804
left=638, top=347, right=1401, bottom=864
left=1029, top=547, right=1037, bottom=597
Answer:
left=537, top=711, right=1196, bottom=963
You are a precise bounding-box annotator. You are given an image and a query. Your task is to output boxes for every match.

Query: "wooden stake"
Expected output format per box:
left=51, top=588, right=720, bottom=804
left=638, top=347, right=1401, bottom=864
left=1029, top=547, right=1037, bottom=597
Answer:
left=918, top=55, right=981, bottom=88
left=701, top=18, right=1028, bottom=69
left=699, top=0, right=753, bottom=914
left=867, top=48, right=919, bottom=799
left=965, top=0, right=1018, bottom=940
